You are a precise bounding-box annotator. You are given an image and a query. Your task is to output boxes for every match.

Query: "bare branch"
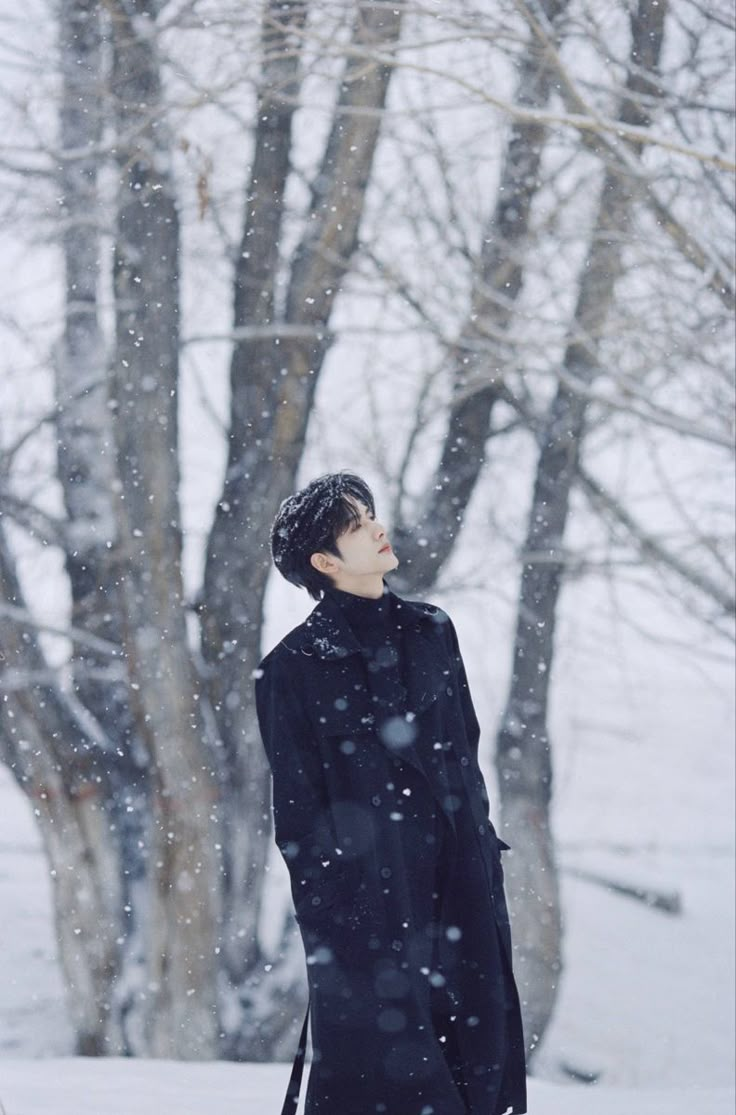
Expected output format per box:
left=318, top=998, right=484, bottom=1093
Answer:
left=0, top=602, right=122, bottom=659
left=286, top=15, right=734, bottom=170
left=577, top=467, right=735, bottom=618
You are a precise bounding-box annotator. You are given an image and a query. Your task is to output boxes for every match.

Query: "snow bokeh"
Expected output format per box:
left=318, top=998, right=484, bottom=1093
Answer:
left=0, top=0, right=733, bottom=1110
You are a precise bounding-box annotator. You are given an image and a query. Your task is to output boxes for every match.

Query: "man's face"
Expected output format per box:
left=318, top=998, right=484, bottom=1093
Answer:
left=335, top=500, right=399, bottom=575
left=311, top=498, right=399, bottom=590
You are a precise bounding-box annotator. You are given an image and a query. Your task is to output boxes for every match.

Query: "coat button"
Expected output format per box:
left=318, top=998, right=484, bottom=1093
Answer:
left=380, top=867, right=392, bottom=879
left=372, top=795, right=382, bottom=806
left=478, top=824, right=486, bottom=835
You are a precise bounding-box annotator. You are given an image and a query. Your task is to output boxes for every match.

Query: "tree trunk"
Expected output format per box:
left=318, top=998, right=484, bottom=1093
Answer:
left=200, top=3, right=308, bottom=1032
left=0, top=527, right=123, bottom=1055
left=200, top=0, right=403, bottom=1058
left=55, top=0, right=151, bottom=1053
left=109, top=0, right=220, bottom=1058
left=495, top=0, right=668, bottom=1062
left=391, top=0, right=570, bottom=594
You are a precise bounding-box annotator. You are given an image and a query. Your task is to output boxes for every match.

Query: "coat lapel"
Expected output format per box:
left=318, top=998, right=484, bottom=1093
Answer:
left=284, top=589, right=447, bottom=715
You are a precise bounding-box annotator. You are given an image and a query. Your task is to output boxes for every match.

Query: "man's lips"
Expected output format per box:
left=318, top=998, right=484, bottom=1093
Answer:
left=379, top=543, right=392, bottom=554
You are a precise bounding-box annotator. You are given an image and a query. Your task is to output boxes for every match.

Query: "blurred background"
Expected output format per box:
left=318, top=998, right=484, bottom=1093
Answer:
left=0, top=0, right=733, bottom=1095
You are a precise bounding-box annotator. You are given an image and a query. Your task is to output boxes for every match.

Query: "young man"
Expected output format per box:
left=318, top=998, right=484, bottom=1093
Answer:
left=256, top=472, right=527, bottom=1115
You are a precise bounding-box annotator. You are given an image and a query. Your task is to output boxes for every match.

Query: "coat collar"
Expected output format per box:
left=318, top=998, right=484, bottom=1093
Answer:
left=283, top=587, right=442, bottom=660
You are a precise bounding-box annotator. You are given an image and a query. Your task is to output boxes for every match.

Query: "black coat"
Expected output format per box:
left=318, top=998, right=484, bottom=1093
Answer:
left=256, top=588, right=527, bottom=1115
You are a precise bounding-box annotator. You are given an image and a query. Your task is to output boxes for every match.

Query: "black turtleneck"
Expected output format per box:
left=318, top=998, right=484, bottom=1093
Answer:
left=324, top=584, right=408, bottom=715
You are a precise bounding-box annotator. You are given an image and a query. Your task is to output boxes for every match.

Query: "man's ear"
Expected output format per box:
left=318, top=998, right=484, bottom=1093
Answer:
left=310, top=551, right=339, bottom=576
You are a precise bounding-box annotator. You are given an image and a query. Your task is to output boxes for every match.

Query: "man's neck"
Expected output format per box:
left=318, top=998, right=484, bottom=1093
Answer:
left=329, top=576, right=385, bottom=600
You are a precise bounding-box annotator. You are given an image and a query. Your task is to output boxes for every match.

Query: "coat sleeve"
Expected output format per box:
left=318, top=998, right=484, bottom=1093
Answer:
left=444, top=614, right=494, bottom=819
left=254, top=646, right=353, bottom=918
left=444, top=615, right=481, bottom=759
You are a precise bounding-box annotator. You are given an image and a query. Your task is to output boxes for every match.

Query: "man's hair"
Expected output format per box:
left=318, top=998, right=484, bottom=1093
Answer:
left=271, top=472, right=376, bottom=599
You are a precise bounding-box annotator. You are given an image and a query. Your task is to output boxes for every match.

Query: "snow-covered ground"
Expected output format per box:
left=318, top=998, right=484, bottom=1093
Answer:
left=0, top=1057, right=732, bottom=1115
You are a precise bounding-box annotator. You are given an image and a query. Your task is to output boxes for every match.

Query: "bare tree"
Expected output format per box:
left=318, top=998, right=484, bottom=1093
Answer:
left=0, top=0, right=406, bottom=1059
left=0, top=0, right=732, bottom=1067
left=495, top=0, right=669, bottom=1055
left=316, top=0, right=732, bottom=1061
left=54, top=0, right=154, bottom=1054
left=199, top=0, right=405, bottom=1056
left=106, top=0, right=222, bottom=1058
left=390, top=0, right=572, bottom=592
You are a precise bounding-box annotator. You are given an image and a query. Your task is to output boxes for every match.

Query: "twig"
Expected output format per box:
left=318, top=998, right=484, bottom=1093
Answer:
left=564, top=865, right=682, bottom=915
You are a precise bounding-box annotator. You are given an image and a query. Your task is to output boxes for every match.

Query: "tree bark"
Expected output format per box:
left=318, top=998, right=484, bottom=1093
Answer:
left=55, top=0, right=151, bottom=1053
left=109, top=0, right=220, bottom=1058
left=495, top=0, right=668, bottom=1062
left=0, top=526, right=123, bottom=1055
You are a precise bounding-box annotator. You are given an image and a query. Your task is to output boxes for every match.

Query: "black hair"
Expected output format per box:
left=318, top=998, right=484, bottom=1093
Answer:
left=270, top=472, right=376, bottom=599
